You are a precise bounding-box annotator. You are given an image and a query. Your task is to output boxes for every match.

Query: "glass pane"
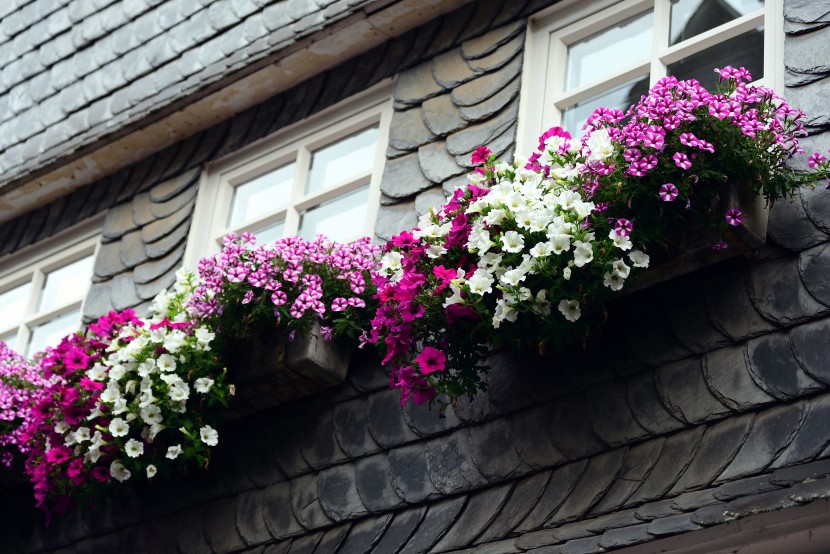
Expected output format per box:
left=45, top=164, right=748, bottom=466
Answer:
left=0, top=331, right=18, bottom=351
left=561, top=75, right=650, bottom=135
left=566, top=10, right=653, bottom=91
left=255, top=220, right=286, bottom=245
left=306, top=126, right=379, bottom=194
left=298, top=186, right=369, bottom=242
left=671, top=0, right=764, bottom=46
left=28, top=310, right=80, bottom=356
left=668, top=27, right=764, bottom=90
left=0, top=282, right=31, bottom=330
left=229, top=162, right=295, bottom=228
left=38, top=255, right=94, bottom=314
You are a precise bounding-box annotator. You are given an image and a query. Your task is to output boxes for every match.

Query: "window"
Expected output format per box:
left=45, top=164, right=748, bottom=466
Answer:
left=518, top=0, right=783, bottom=152
left=185, top=84, right=393, bottom=266
left=0, top=218, right=100, bottom=357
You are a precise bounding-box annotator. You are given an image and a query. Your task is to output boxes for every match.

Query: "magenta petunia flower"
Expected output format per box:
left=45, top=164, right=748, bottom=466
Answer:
left=659, top=183, right=679, bottom=202
left=673, top=152, right=691, bottom=170
left=614, top=218, right=633, bottom=237
left=808, top=152, right=827, bottom=169
left=725, top=208, right=743, bottom=227
left=415, top=347, right=447, bottom=375
left=470, top=145, right=492, bottom=165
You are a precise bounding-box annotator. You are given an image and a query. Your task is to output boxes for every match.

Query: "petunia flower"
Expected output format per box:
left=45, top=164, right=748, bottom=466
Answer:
left=659, top=183, right=678, bottom=202
left=725, top=208, right=743, bottom=226
left=415, top=347, right=447, bottom=374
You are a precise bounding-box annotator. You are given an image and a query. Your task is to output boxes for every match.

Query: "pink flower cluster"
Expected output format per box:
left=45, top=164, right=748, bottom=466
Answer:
left=189, top=232, right=379, bottom=342
left=0, top=342, right=49, bottom=469
left=21, top=309, right=141, bottom=522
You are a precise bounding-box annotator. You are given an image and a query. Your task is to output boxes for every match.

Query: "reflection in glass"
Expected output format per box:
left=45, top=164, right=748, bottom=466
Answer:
left=38, top=255, right=94, bottom=314
left=0, top=283, right=31, bottom=329
left=229, top=163, right=295, bottom=228
left=28, top=310, right=80, bottom=356
left=255, top=220, right=286, bottom=245
left=299, top=186, right=369, bottom=242
left=668, top=27, right=764, bottom=89
left=671, top=0, right=764, bottom=45
left=306, top=126, right=379, bottom=194
left=561, top=75, right=650, bottom=134
left=566, top=11, right=653, bottom=91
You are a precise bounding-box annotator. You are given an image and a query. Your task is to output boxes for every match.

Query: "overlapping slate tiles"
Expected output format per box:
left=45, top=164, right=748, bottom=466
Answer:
left=0, top=0, right=387, bottom=184
left=375, top=21, right=525, bottom=241
left=80, top=167, right=200, bottom=320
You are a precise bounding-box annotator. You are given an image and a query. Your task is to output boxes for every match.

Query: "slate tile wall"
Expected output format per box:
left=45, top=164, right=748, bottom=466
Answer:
left=3, top=1, right=830, bottom=553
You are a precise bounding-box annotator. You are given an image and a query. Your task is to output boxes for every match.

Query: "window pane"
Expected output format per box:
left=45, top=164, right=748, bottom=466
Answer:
left=298, top=186, right=369, bottom=242
left=37, top=255, right=94, bottom=314
left=255, top=220, right=286, bottom=245
left=668, top=27, right=764, bottom=89
left=561, top=75, right=650, bottom=135
left=306, top=126, right=379, bottom=194
left=671, top=0, right=764, bottom=46
left=28, top=310, right=80, bottom=356
left=229, top=162, right=295, bottom=228
left=0, top=331, right=18, bottom=351
left=0, top=282, right=31, bottom=330
left=566, top=11, right=653, bottom=91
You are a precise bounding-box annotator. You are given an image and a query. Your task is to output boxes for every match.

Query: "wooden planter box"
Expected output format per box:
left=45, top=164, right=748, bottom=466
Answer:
left=627, top=181, right=768, bottom=292
left=224, top=322, right=352, bottom=418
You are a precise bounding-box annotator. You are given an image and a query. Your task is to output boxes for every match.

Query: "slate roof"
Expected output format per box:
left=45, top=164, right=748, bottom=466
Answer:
left=0, top=0, right=400, bottom=193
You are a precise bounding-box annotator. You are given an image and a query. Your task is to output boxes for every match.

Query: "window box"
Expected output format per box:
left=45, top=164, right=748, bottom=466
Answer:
left=224, top=321, right=352, bottom=418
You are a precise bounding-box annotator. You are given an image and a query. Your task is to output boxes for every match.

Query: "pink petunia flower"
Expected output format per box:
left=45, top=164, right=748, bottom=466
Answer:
left=673, top=152, right=691, bottom=170
left=659, top=183, right=679, bottom=202
left=614, top=218, right=633, bottom=237
left=725, top=208, right=743, bottom=227
left=470, top=145, right=492, bottom=165
left=415, top=347, right=447, bottom=375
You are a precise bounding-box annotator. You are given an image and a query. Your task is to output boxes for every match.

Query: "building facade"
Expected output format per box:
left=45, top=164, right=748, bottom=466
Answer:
left=1, top=0, right=830, bottom=552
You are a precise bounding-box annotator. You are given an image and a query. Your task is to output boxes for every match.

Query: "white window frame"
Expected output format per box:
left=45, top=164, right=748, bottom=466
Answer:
left=184, top=82, right=394, bottom=268
left=0, top=214, right=103, bottom=356
left=517, top=0, right=785, bottom=155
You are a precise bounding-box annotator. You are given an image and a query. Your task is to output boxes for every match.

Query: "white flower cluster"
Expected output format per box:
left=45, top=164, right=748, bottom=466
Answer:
left=422, top=156, right=650, bottom=330
left=67, top=270, right=222, bottom=483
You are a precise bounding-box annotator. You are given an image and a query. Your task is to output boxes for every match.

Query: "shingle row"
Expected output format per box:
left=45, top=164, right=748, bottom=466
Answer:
left=20, top=390, right=830, bottom=554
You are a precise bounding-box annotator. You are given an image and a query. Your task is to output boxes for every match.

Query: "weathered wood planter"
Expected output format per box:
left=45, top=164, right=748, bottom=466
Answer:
left=224, top=322, right=352, bottom=418
left=628, top=181, right=768, bottom=292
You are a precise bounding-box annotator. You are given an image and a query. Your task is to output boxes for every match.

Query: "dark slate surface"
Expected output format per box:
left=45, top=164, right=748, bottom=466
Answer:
left=0, top=0, right=397, bottom=189
left=2, top=1, right=830, bottom=553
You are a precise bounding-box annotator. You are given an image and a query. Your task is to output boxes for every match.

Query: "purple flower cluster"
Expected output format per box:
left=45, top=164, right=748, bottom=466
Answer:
left=189, top=232, right=379, bottom=342
left=0, top=342, right=49, bottom=469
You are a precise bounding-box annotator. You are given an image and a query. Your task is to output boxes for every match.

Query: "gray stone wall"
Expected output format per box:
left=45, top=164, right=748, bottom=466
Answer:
left=2, top=1, right=830, bottom=553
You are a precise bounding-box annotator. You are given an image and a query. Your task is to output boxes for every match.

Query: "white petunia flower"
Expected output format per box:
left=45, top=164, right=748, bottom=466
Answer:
left=54, top=421, right=69, bottom=434
left=548, top=234, right=571, bottom=255
left=194, top=377, right=214, bottom=394
left=425, top=243, right=447, bottom=259
left=163, top=330, right=187, bottom=353
left=195, top=327, right=214, bottom=347
left=146, top=464, right=157, bottom=479
left=603, top=271, right=625, bottom=291
left=200, top=425, right=219, bottom=447
left=500, top=268, right=527, bottom=287
left=125, top=438, right=144, bottom=458
left=558, top=299, right=582, bottom=322
left=74, top=427, right=91, bottom=443
left=140, top=404, right=163, bottom=424
left=563, top=267, right=572, bottom=280
left=168, top=382, right=190, bottom=402
left=609, top=229, right=633, bottom=251
left=112, top=397, right=128, bottom=415
left=136, top=358, right=156, bottom=378
left=108, top=364, right=127, bottom=380
left=610, top=259, right=631, bottom=279
left=86, top=364, right=106, bottom=381
left=166, top=444, right=183, bottom=460
left=529, top=242, right=553, bottom=259
left=467, top=269, right=494, bottom=296
left=629, top=249, right=650, bottom=268
left=110, top=460, right=131, bottom=482
left=109, top=418, right=129, bottom=437
left=157, top=353, right=177, bottom=372
left=572, top=240, right=594, bottom=267
left=501, top=231, right=525, bottom=253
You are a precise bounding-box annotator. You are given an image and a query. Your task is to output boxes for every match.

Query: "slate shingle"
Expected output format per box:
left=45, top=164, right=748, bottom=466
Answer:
left=425, top=429, right=487, bottom=495
left=430, top=483, right=512, bottom=552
